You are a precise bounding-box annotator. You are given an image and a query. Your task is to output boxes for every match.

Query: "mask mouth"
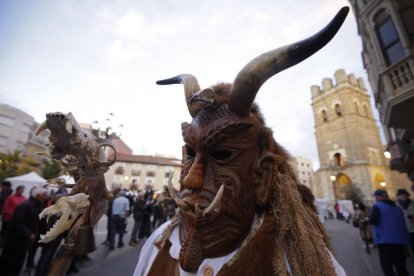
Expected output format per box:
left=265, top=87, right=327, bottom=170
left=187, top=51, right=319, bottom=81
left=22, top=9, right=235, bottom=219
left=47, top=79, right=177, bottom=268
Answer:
left=167, top=172, right=224, bottom=219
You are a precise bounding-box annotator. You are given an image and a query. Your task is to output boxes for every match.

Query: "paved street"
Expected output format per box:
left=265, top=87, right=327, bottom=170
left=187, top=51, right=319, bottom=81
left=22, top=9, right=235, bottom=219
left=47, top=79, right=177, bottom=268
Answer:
left=17, top=217, right=414, bottom=275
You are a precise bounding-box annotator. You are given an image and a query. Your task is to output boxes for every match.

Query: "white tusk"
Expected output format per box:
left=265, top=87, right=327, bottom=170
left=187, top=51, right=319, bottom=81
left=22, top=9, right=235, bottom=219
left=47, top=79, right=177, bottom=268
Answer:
left=36, top=121, right=48, bottom=135
left=203, top=185, right=224, bottom=216
left=66, top=121, right=73, bottom=134
left=167, top=171, right=188, bottom=210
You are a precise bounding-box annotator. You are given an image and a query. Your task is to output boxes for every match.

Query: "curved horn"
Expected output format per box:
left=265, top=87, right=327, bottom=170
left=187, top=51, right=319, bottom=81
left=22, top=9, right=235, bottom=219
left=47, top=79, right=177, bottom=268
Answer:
left=228, top=7, right=349, bottom=117
left=156, top=74, right=201, bottom=117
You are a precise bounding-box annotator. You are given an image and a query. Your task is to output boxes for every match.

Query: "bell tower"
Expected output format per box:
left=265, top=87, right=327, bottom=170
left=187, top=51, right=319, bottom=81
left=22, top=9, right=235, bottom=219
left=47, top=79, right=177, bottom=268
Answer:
left=311, top=69, right=394, bottom=202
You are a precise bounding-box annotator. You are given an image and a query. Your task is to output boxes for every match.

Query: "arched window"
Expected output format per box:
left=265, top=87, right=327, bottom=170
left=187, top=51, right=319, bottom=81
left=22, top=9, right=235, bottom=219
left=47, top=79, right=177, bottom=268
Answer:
left=354, top=102, right=359, bottom=115
left=335, top=104, right=342, bottom=116
left=321, top=110, right=328, bottom=122
left=363, top=105, right=369, bottom=117
left=374, top=10, right=405, bottom=65
left=334, top=153, right=344, bottom=167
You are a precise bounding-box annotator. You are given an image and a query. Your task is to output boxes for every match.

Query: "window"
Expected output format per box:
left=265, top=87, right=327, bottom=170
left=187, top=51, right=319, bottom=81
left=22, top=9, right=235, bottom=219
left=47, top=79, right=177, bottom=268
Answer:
left=113, top=176, right=122, bottom=184
left=321, top=110, right=328, bottom=122
left=131, top=177, right=139, bottom=184
left=375, top=12, right=405, bottom=65
left=147, top=164, right=156, bottom=172
left=145, top=177, right=155, bottom=185
left=363, top=105, right=369, bottom=117
left=334, top=153, right=344, bottom=167
left=20, top=123, right=31, bottom=134
left=0, top=136, right=7, bottom=147
left=335, top=104, right=342, bottom=116
left=354, top=102, right=359, bottom=115
left=0, top=115, right=15, bottom=127
left=131, top=164, right=141, bottom=176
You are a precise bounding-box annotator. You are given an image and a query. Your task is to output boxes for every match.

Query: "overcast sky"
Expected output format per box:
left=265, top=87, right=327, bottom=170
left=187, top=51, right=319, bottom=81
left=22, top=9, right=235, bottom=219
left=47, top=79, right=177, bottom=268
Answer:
left=0, top=0, right=381, bottom=169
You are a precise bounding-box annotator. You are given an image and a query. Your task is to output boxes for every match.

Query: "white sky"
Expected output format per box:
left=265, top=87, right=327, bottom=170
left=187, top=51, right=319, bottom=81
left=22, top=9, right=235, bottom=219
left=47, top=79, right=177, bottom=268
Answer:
left=0, top=0, right=382, bottom=169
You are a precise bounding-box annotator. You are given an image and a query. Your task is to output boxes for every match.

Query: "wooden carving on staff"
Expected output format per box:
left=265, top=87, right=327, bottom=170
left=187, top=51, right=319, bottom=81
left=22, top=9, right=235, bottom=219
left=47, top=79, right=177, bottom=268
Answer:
left=36, top=112, right=116, bottom=276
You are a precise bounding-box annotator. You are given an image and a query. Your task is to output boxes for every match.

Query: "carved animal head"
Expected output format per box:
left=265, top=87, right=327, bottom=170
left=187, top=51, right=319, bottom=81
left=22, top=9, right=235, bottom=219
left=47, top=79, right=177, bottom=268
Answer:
left=36, top=112, right=116, bottom=177
left=39, top=193, right=90, bottom=243
left=158, top=7, right=349, bottom=272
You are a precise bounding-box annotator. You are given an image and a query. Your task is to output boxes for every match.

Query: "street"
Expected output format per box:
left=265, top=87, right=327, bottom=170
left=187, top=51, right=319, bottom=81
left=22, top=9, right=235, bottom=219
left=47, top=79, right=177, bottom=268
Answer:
left=68, top=218, right=414, bottom=275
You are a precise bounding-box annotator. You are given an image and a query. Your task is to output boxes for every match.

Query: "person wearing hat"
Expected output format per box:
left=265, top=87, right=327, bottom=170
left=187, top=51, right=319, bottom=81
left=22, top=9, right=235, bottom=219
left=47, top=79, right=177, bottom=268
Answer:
left=370, top=189, right=409, bottom=275
left=396, top=188, right=414, bottom=256
left=0, top=187, right=48, bottom=276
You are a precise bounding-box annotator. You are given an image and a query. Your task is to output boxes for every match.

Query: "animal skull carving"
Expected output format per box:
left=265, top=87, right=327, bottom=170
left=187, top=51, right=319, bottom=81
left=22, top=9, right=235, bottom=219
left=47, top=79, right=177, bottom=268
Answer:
left=39, top=193, right=90, bottom=243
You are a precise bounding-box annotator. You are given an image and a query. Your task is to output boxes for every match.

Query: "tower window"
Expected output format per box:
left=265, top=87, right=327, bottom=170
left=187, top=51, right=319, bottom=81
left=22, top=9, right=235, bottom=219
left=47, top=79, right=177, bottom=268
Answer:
left=363, top=105, right=369, bottom=117
left=334, top=152, right=344, bottom=167
left=321, top=110, right=328, bottom=122
left=335, top=104, right=342, bottom=116
left=354, top=102, right=359, bottom=115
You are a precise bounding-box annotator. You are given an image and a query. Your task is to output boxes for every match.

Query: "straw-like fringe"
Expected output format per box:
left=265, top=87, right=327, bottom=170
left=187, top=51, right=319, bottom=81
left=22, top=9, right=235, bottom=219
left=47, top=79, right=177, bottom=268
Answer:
left=154, top=214, right=180, bottom=249
left=271, top=168, right=336, bottom=276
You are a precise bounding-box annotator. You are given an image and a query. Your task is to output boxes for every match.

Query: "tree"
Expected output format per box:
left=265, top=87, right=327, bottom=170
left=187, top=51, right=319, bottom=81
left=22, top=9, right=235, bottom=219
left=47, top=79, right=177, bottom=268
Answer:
left=341, top=183, right=365, bottom=204
left=41, top=159, right=63, bottom=180
left=0, top=150, right=21, bottom=181
left=0, top=150, right=42, bottom=181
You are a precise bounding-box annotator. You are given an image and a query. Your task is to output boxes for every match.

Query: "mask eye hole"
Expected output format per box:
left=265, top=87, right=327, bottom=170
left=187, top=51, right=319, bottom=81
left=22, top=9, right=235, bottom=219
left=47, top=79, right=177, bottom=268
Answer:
left=211, top=149, right=232, bottom=161
left=186, top=145, right=196, bottom=158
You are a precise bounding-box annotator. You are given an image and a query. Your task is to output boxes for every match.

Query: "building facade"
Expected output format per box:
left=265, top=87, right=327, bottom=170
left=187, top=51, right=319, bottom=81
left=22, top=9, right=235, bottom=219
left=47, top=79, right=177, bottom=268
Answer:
left=289, top=156, right=314, bottom=190
left=104, top=153, right=182, bottom=191
left=349, top=0, right=414, bottom=183
left=0, top=103, right=35, bottom=155
left=310, top=69, right=409, bottom=202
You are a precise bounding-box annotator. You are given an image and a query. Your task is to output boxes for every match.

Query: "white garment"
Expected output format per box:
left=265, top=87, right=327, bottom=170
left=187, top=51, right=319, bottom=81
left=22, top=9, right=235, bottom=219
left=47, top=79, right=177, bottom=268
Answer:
left=133, top=220, right=347, bottom=276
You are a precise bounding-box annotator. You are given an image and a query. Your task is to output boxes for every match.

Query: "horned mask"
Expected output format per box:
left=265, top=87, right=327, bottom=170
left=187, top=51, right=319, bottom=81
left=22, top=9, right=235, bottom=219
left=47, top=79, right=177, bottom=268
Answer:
left=157, top=7, right=349, bottom=272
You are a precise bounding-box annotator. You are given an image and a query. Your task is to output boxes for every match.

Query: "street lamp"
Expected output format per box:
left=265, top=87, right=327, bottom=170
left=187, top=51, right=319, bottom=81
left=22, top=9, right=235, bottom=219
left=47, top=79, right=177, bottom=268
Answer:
left=330, top=174, right=337, bottom=202
left=380, top=181, right=386, bottom=187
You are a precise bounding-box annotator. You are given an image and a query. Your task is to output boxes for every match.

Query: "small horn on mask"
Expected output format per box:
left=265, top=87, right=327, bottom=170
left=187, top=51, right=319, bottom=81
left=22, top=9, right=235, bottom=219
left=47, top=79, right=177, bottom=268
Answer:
left=167, top=171, right=188, bottom=210
left=228, top=7, right=349, bottom=117
left=156, top=74, right=201, bottom=117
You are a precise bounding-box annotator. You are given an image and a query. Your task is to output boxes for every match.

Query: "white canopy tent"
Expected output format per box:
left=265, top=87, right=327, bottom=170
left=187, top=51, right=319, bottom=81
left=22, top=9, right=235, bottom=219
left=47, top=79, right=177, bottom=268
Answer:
left=5, top=171, right=47, bottom=198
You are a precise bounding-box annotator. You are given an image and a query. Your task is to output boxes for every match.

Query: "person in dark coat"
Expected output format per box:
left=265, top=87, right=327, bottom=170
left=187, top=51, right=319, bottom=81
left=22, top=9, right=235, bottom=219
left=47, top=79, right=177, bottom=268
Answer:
left=138, top=185, right=154, bottom=240
left=0, top=187, right=49, bottom=276
left=130, top=191, right=145, bottom=246
left=370, top=189, right=409, bottom=276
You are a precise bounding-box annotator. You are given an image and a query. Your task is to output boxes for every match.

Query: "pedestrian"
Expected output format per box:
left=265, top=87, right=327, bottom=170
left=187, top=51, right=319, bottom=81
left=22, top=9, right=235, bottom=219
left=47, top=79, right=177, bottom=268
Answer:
left=102, top=187, right=117, bottom=247
left=370, top=189, right=409, bottom=276
left=354, top=203, right=373, bottom=247
left=0, top=187, right=49, bottom=276
left=109, top=189, right=130, bottom=250
left=138, top=184, right=154, bottom=240
left=396, top=188, right=414, bottom=256
left=1, top=185, right=26, bottom=238
left=0, top=181, right=13, bottom=215
left=130, top=191, right=145, bottom=246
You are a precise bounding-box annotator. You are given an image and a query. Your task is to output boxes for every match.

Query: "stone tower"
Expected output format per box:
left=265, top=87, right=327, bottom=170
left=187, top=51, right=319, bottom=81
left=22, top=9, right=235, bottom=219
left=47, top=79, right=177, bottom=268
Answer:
left=311, top=69, right=394, bottom=203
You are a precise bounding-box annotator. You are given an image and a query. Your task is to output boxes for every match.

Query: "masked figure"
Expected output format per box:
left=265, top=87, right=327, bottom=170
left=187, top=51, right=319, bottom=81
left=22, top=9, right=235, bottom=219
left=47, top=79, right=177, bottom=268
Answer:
left=135, top=7, right=349, bottom=276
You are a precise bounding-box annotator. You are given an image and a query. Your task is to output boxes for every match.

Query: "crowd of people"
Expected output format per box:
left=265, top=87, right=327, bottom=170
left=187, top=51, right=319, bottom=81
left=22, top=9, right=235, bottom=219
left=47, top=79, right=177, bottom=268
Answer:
left=2, top=176, right=414, bottom=276
left=102, top=183, right=177, bottom=251
left=0, top=180, right=177, bottom=276
left=345, top=188, right=414, bottom=276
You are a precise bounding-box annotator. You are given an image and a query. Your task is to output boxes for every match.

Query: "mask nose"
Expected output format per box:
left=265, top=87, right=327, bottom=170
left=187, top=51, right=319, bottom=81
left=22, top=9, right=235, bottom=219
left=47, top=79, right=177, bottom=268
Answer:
left=182, top=154, right=204, bottom=189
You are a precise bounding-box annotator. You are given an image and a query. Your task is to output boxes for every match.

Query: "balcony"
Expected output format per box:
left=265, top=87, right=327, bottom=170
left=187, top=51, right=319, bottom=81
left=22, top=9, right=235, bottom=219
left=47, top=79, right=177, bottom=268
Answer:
left=379, top=54, right=414, bottom=129
left=388, top=140, right=414, bottom=174
left=115, top=167, right=125, bottom=174
left=131, top=169, right=141, bottom=176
